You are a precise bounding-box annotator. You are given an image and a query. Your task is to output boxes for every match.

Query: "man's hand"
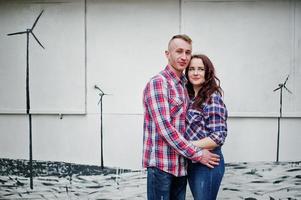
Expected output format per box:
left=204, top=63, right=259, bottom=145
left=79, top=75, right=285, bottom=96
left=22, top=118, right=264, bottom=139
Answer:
left=199, top=149, right=220, bottom=168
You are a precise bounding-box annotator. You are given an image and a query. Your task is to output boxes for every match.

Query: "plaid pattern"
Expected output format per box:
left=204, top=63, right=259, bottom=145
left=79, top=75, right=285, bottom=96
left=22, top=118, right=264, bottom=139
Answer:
left=142, top=65, right=203, bottom=177
left=186, top=92, right=228, bottom=146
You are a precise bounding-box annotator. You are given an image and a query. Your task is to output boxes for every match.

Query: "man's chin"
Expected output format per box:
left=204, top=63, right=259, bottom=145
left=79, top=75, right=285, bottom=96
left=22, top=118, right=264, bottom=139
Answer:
left=170, top=65, right=187, bottom=73
left=178, top=66, right=187, bottom=71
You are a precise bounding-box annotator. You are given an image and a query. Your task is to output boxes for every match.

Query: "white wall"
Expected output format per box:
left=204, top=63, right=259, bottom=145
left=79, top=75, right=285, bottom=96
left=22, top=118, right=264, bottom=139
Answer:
left=0, top=0, right=86, bottom=114
left=182, top=0, right=301, bottom=117
left=0, top=0, right=300, bottom=170
left=224, top=117, right=301, bottom=162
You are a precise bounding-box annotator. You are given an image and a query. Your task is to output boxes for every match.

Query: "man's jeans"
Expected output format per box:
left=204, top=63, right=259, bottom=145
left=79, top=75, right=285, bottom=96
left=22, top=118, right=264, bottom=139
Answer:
left=147, top=167, right=187, bottom=200
left=187, top=147, right=225, bottom=200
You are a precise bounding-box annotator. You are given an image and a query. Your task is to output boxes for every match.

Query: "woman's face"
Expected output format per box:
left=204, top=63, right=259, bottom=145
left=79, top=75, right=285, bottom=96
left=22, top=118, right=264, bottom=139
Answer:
left=188, top=58, right=205, bottom=87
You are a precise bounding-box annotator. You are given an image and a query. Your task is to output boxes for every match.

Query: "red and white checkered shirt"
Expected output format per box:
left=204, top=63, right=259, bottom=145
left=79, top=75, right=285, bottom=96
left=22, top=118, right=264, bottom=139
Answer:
left=142, top=65, right=203, bottom=177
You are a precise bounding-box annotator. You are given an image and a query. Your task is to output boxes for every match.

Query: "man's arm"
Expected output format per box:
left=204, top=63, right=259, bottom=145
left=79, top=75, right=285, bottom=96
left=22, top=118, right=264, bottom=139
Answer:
left=145, top=77, right=219, bottom=167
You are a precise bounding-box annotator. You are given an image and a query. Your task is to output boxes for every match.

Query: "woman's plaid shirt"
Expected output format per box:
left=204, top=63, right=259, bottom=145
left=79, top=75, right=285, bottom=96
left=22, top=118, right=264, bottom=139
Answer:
left=186, top=92, right=228, bottom=146
left=142, top=65, right=203, bottom=177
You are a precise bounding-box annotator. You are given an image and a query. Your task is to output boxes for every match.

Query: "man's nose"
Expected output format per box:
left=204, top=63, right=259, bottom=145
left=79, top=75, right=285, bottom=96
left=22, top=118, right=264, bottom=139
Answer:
left=180, top=53, right=188, bottom=60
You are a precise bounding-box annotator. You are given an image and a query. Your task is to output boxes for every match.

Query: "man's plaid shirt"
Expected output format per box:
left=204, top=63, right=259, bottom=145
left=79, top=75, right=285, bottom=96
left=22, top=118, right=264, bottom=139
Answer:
left=142, top=65, right=203, bottom=177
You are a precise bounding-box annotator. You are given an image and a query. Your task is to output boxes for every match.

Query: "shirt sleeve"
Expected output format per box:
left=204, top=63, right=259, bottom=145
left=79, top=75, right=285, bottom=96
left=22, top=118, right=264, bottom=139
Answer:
left=205, top=94, right=228, bottom=146
left=144, top=76, right=203, bottom=161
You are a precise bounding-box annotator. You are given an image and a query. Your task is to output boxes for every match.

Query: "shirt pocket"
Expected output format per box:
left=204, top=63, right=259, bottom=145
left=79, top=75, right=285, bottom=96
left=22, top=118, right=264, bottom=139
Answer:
left=169, top=97, right=184, bottom=117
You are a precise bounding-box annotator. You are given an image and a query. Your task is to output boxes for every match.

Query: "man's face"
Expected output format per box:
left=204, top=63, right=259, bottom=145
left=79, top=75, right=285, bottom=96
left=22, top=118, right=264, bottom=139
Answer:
left=165, top=38, right=192, bottom=75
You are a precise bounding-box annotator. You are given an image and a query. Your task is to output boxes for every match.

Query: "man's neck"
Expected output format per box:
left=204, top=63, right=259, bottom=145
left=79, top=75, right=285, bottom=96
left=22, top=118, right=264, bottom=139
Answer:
left=168, top=65, right=183, bottom=77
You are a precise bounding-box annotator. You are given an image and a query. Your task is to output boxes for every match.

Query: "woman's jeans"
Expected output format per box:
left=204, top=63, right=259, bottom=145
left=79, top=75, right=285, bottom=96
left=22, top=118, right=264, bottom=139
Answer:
left=147, top=167, right=187, bottom=200
left=187, top=147, right=225, bottom=200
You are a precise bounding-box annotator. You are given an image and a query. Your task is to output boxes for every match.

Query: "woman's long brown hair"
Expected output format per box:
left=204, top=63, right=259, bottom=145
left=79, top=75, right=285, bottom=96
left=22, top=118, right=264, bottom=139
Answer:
left=185, top=54, right=223, bottom=110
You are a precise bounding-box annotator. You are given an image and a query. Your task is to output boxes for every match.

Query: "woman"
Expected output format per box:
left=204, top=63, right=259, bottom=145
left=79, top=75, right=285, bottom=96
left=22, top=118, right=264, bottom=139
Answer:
left=185, top=54, right=228, bottom=200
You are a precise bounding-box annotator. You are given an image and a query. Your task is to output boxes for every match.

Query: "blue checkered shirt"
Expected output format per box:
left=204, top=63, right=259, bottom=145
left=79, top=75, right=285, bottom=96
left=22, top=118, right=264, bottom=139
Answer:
left=185, top=92, right=228, bottom=145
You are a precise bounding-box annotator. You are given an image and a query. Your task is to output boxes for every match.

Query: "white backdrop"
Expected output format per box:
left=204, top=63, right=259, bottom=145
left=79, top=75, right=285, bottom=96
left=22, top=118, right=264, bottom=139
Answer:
left=182, top=0, right=301, bottom=117
left=0, top=0, right=300, bottom=169
left=0, top=0, right=86, bottom=114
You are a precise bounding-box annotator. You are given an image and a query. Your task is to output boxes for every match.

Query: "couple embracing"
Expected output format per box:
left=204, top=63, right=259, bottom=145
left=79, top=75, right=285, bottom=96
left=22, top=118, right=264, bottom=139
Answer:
left=142, top=34, right=228, bottom=200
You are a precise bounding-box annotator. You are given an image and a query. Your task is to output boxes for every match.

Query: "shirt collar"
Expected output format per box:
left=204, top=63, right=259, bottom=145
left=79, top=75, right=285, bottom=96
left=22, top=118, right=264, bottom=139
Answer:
left=164, top=65, right=187, bottom=85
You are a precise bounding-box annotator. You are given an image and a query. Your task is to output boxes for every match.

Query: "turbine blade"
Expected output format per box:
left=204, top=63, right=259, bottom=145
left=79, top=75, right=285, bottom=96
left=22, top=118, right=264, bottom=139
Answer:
left=31, top=32, right=45, bottom=49
left=94, top=85, right=100, bottom=90
left=94, top=85, right=104, bottom=94
left=284, top=86, right=292, bottom=94
left=273, top=87, right=281, bottom=92
left=283, top=75, right=289, bottom=85
left=31, top=10, right=44, bottom=30
left=7, top=31, right=27, bottom=36
left=99, top=88, right=104, bottom=94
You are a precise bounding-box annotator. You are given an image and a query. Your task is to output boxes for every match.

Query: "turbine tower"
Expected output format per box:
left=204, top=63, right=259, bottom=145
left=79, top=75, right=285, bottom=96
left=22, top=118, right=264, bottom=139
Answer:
left=94, top=85, right=109, bottom=169
left=7, top=10, right=45, bottom=189
left=273, top=75, right=292, bottom=162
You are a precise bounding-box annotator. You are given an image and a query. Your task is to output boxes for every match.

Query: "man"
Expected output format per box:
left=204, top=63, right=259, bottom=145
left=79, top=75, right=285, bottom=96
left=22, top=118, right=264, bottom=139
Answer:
left=142, top=34, right=220, bottom=200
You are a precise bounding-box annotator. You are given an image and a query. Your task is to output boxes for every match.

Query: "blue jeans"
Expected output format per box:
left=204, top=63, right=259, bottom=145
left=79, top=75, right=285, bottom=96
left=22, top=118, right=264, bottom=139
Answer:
left=147, top=167, right=187, bottom=200
left=187, top=147, right=225, bottom=200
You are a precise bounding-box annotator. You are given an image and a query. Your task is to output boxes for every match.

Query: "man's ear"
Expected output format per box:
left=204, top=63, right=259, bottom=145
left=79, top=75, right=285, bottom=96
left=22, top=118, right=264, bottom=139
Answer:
left=165, top=50, right=169, bottom=58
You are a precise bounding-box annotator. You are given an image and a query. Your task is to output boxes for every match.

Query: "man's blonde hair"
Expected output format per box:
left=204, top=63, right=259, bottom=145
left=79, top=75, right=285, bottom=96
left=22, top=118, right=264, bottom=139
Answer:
left=168, top=34, right=192, bottom=48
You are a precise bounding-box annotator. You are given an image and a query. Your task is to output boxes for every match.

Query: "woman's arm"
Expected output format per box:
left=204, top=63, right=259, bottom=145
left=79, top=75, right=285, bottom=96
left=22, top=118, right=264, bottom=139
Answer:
left=193, top=94, right=227, bottom=150
left=192, top=137, right=219, bottom=150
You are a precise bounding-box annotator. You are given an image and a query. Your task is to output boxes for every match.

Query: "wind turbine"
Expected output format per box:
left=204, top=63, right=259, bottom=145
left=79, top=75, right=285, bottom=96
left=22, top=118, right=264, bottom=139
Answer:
left=94, top=85, right=109, bottom=169
left=273, top=75, right=292, bottom=162
left=7, top=10, right=45, bottom=189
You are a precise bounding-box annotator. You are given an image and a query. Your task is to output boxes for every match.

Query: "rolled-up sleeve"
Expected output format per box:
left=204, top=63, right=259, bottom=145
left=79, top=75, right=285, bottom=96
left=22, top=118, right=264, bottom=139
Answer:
left=205, top=94, right=228, bottom=146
